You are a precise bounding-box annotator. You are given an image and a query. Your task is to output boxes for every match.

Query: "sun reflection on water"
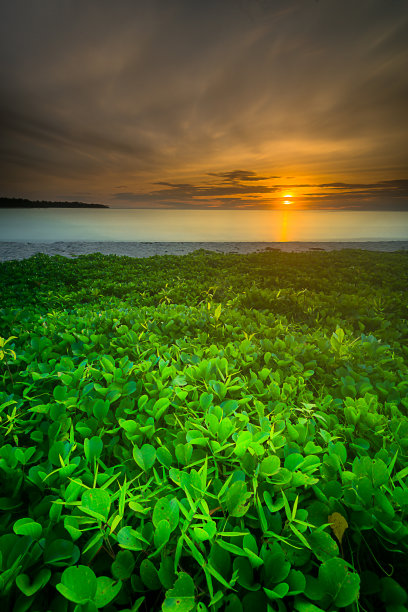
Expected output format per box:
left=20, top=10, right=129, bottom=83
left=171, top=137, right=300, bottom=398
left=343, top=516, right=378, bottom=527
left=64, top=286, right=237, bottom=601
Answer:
left=278, top=210, right=289, bottom=242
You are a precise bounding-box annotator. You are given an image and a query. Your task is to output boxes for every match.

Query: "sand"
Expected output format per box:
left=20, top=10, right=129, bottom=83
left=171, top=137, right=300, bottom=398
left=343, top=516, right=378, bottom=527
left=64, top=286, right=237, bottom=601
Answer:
left=0, top=240, right=407, bottom=261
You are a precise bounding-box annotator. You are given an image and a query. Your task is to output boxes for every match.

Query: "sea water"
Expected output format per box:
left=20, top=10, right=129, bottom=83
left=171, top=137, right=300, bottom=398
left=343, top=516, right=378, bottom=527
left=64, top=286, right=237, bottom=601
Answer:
left=0, top=208, right=407, bottom=242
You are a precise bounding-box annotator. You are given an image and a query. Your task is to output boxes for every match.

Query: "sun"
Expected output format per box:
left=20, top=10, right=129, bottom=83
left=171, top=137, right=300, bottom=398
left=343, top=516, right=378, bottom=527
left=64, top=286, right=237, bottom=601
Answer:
left=283, top=193, right=293, bottom=205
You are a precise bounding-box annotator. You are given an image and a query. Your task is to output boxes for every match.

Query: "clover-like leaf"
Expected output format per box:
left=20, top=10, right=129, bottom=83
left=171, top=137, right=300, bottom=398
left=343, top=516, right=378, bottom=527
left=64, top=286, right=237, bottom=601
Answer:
left=13, top=517, right=42, bottom=539
left=157, top=446, right=173, bottom=468
left=56, top=565, right=97, bottom=604
left=16, top=569, right=51, bottom=596
left=152, top=497, right=179, bottom=531
left=154, top=519, right=171, bottom=548
left=162, top=572, right=195, bottom=611
left=259, top=455, right=280, bottom=476
left=81, top=488, right=111, bottom=522
left=94, top=576, right=122, bottom=608
left=133, top=444, right=156, bottom=471
left=111, top=550, right=135, bottom=581
left=140, top=559, right=161, bottom=590
left=319, top=558, right=360, bottom=607
left=84, top=436, right=103, bottom=462
left=225, top=481, right=250, bottom=517
left=117, top=526, right=147, bottom=551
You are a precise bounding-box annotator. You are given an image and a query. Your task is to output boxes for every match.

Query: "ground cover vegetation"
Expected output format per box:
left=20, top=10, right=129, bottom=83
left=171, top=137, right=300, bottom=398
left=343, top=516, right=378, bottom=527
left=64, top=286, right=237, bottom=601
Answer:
left=0, top=249, right=407, bottom=612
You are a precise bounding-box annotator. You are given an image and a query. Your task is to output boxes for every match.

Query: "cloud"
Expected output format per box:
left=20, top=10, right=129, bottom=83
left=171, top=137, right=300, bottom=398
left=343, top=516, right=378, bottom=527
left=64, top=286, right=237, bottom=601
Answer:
left=111, top=170, right=279, bottom=208
left=0, top=0, right=407, bottom=205
left=318, top=179, right=408, bottom=196
left=152, top=179, right=277, bottom=198
left=111, top=174, right=408, bottom=210
left=207, top=170, right=278, bottom=182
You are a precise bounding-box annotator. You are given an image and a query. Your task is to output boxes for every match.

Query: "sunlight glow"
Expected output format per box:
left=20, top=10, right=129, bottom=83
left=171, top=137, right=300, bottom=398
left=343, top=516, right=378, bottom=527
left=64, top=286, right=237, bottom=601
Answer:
left=278, top=210, right=289, bottom=242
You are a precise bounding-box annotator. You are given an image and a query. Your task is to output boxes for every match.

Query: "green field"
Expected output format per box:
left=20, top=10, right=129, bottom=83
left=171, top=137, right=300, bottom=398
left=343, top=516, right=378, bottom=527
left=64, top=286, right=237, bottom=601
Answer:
left=1, top=249, right=408, bottom=611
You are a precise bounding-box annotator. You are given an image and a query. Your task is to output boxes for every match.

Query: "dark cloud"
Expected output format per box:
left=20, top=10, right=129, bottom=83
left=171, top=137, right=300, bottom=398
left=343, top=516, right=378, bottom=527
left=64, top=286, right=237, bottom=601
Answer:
left=207, top=170, right=278, bottom=182
left=111, top=171, right=278, bottom=208
left=0, top=0, right=407, bottom=208
left=152, top=180, right=276, bottom=197
left=318, top=180, right=408, bottom=195
left=111, top=175, right=408, bottom=210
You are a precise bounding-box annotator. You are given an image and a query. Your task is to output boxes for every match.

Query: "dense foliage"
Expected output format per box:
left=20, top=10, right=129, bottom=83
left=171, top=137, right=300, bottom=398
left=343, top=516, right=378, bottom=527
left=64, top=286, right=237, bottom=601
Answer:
left=0, top=249, right=407, bottom=612
left=0, top=198, right=108, bottom=208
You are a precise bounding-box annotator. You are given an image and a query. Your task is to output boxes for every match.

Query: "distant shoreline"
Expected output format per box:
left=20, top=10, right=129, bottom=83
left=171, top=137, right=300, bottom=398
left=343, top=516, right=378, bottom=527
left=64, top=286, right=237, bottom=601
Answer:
left=0, top=197, right=108, bottom=208
left=1, top=240, right=407, bottom=261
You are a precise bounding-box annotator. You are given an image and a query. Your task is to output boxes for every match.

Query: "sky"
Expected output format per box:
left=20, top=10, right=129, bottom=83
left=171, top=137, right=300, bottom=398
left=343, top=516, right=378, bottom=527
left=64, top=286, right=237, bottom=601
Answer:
left=1, top=0, right=408, bottom=210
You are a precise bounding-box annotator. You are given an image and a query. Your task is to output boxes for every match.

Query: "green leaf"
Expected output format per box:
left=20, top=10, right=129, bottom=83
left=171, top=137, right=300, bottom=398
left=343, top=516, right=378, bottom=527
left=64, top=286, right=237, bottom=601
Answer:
left=140, top=559, right=161, bottom=590
left=16, top=569, right=51, bottom=596
left=225, top=481, right=250, bottom=517
left=193, top=521, right=216, bottom=542
left=100, top=355, right=115, bottom=373
left=243, top=533, right=260, bottom=560
left=319, top=558, right=360, bottom=607
left=13, top=518, right=42, bottom=539
left=217, top=539, right=246, bottom=557
left=159, top=556, right=176, bottom=590
left=111, top=550, right=135, bottom=581
left=153, top=397, right=170, bottom=419
left=263, top=543, right=291, bottom=584
left=81, top=488, right=111, bottom=522
left=94, top=576, right=122, bottom=608
left=206, top=563, right=233, bottom=590
left=214, top=304, right=222, bottom=321
left=48, top=440, right=70, bottom=466
left=287, top=569, right=306, bottom=596
left=56, top=566, right=97, bottom=604
left=290, top=523, right=312, bottom=549
left=157, top=446, right=173, bottom=468
left=133, top=444, right=156, bottom=471
left=117, top=526, right=147, bottom=550
left=371, top=458, right=389, bottom=487
left=284, top=453, right=304, bottom=471
left=84, top=436, right=103, bottom=462
left=92, top=399, right=110, bottom=421
left=259, top=455, right=280, bottom=476
left=162, top=572, right=195, bottom=611
left=44, top=538, right=79, bottom=566
left=154, top=519, right=171, bottom=548
left=153, top=497, right=179, bottom=532
left=234, top=431, right=252, bottom=457
left=53, top=385, right=67, bottom=402
left=218, top=418, right=234, bottom=443
left=175, top=443, right=193, bottom=465
left=200, top=393, right=213, bottom=411
left=308, top=530, right=339, bottom=562
left=122, top=381, right=137, bottom=396
left=380, top=577, right=408, bottom=605
left=294, top=598, right=326, bottom=612
left=264, top=582, right=289, bottom=599
left=233, top=557, right=255, bottom=590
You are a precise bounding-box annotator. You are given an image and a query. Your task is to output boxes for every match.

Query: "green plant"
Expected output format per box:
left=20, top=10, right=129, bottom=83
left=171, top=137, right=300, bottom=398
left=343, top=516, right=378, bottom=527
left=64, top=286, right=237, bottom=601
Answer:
left=0, top=250, right=407, bottom=611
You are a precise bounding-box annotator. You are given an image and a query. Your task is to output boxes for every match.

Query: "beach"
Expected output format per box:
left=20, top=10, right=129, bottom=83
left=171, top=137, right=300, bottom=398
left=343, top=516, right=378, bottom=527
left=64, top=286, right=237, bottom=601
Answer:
left=0, top=240, right=408, bottom=261
left=1, top=240, right=408, bottom=261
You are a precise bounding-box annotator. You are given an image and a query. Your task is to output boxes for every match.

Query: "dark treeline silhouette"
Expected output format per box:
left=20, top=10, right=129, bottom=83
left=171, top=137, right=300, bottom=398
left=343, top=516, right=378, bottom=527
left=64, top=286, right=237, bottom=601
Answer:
left=0, top=197, right=109, bottom=208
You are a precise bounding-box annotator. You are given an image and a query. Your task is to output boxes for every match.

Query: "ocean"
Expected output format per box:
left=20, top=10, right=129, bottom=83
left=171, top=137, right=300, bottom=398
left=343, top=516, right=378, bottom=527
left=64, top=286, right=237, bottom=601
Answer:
left=1, top=208, right=407, bottom=242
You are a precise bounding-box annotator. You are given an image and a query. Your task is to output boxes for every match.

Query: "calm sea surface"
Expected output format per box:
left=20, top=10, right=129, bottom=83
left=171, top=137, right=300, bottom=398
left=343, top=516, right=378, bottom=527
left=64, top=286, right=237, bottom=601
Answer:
left=1, top=209, right=407, bottom=242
